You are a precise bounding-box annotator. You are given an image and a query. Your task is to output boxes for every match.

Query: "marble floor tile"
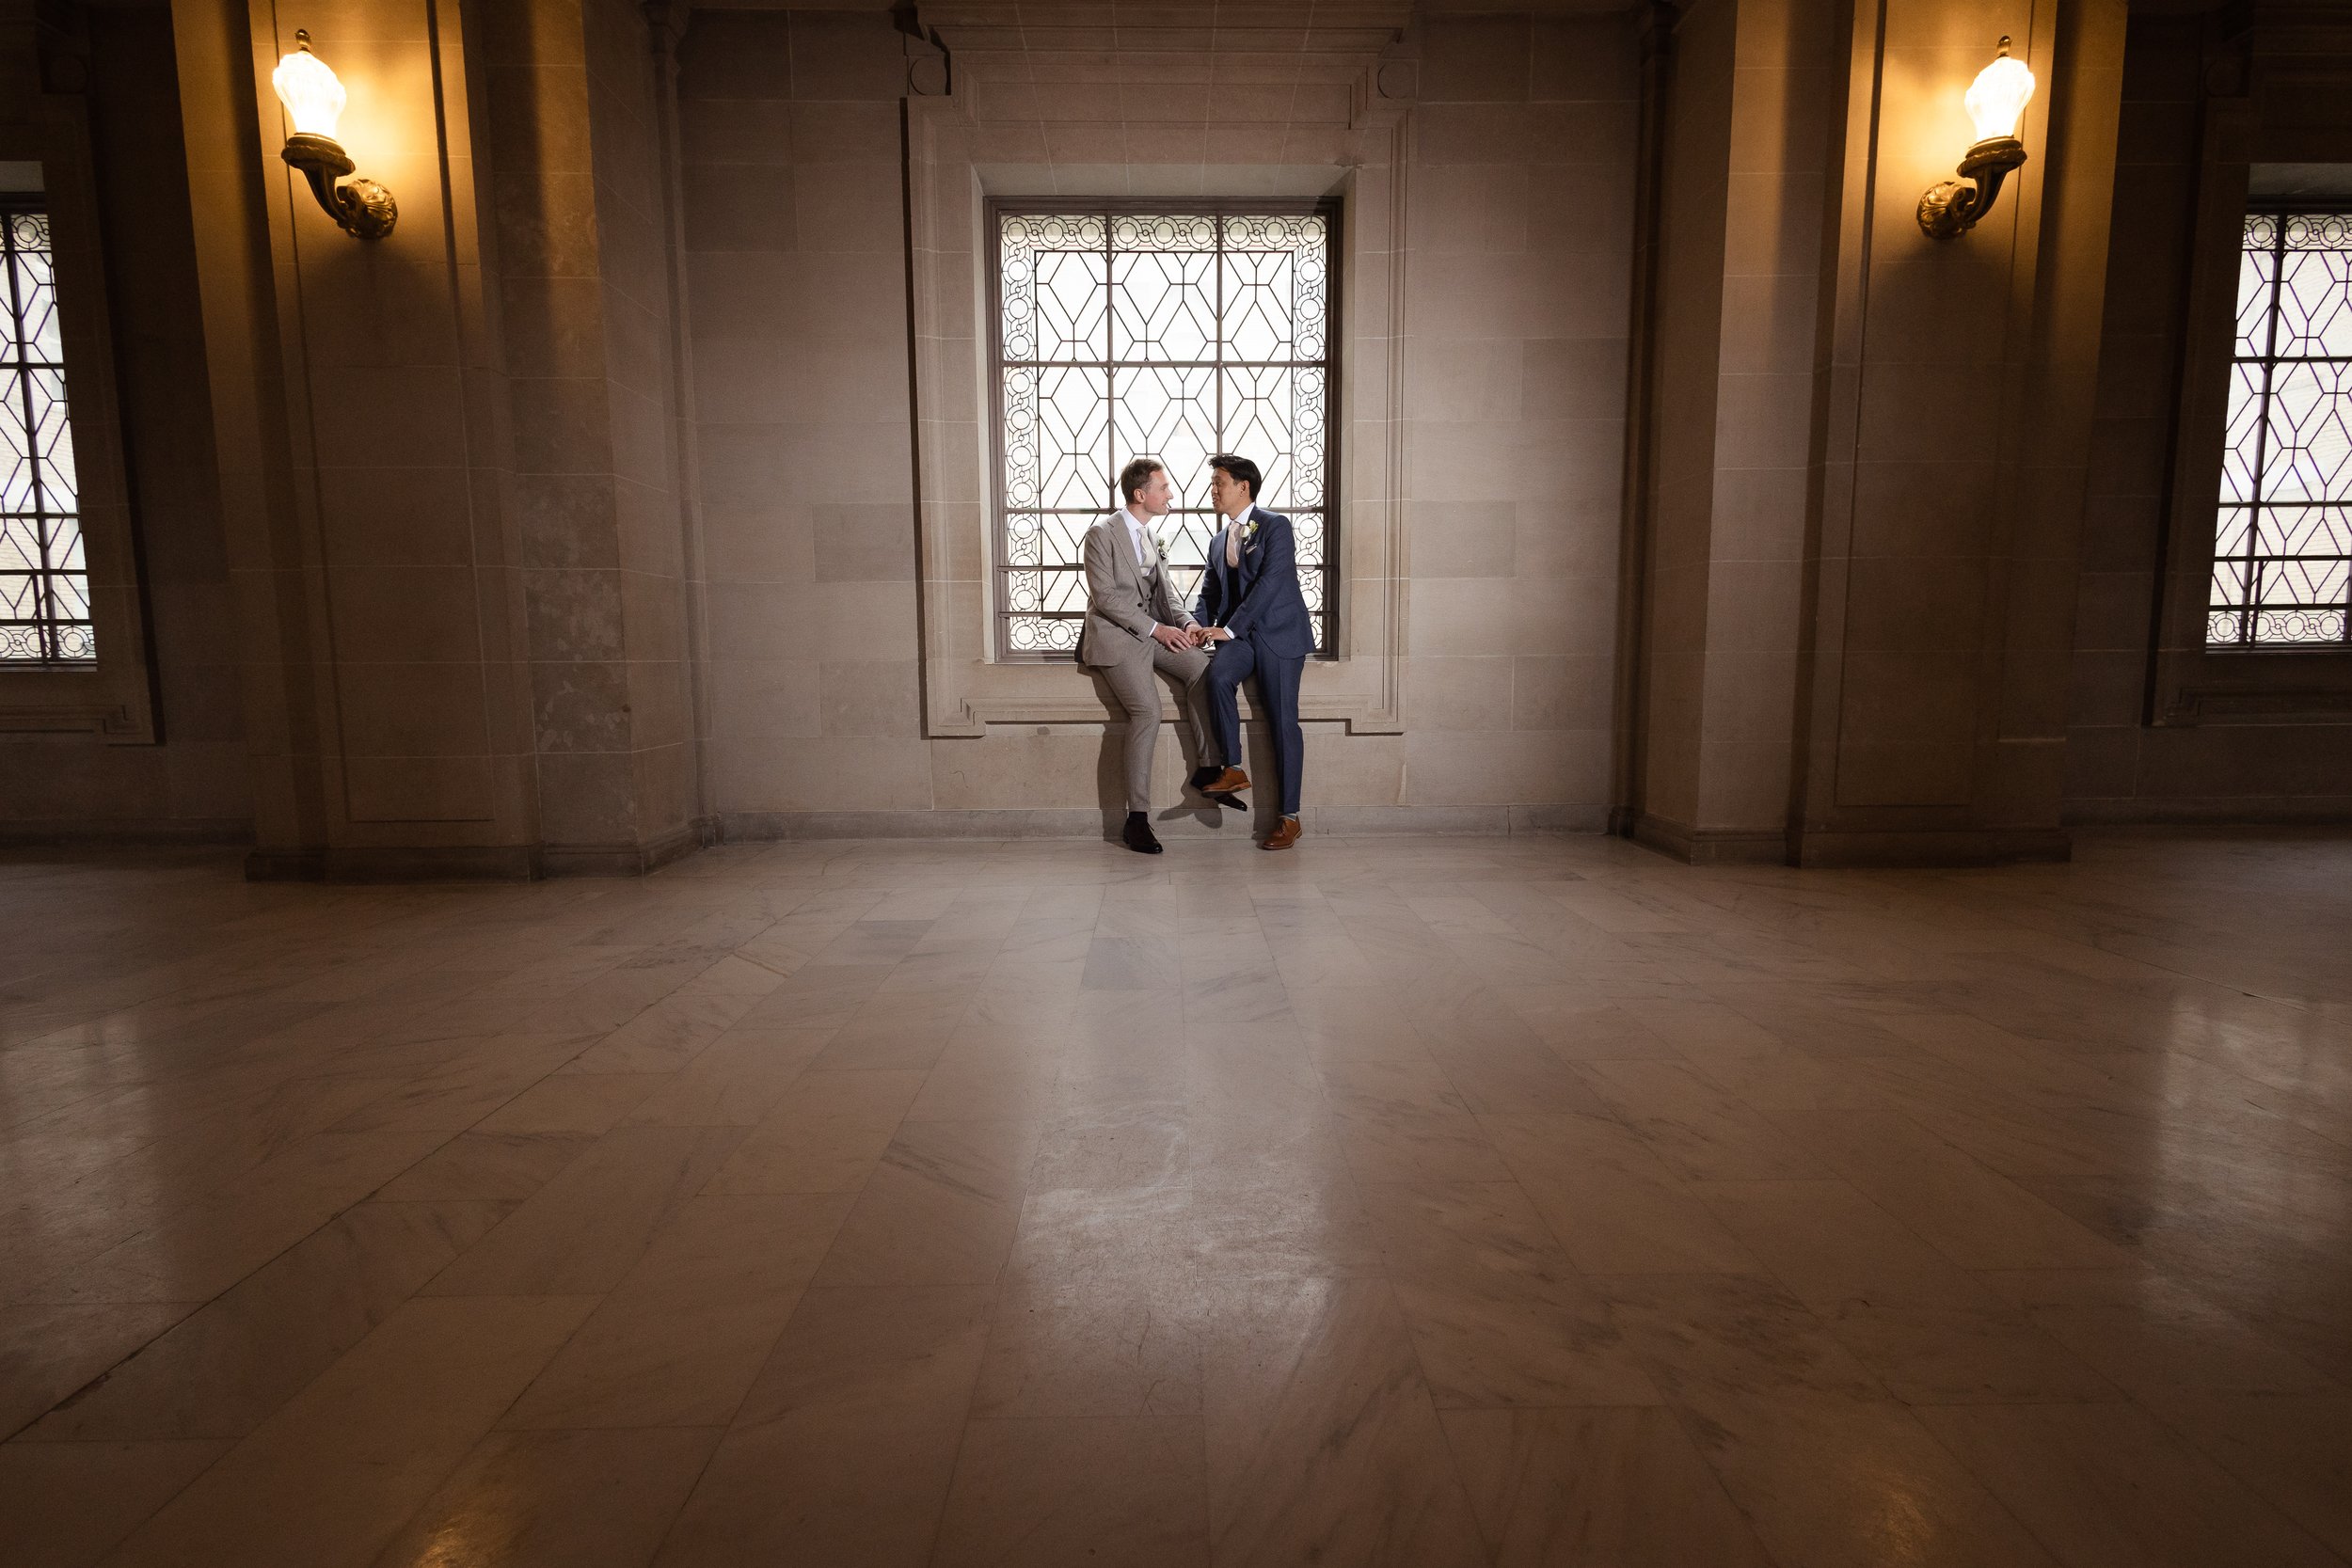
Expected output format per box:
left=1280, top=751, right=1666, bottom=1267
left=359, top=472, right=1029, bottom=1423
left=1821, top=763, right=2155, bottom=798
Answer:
left=1776, top=1108, right=2137, bottom=1271
left=814, top=990, right=975, bottom=1072
left=501, top=1192, right=851, bottom=1429
left=654, top=1285, right=993, bottom=1568
left=1576, top=1058, right=1831, bottom=1181
left=373, top=1131, right=596, bottom=1201
left=474, top=1070, right=669, bottom=1133
left=969, top=1272, right=1203, bottom=1418
left=27, top=1132, right=451, bottom=1305
left=332, top=1033, right=594, bottom=1132
left=2131, top=1388, right=2352, bottom=1559
left=1483, top=1111, right=1762, bottom=1275
left=0, top=1300, right=190, bottom=1439
left=696, top=1069, right=924, bottom=1194
left=1186, top=1178, right=1386, bottom=1280
left=1978, top=1268, right=2338, bottom=1398
left=562, top=991, right=764, bottom=1074
left=97, top=1294, right=593, bottom=1568
left=6, top=831, right=2350, bottom=1568
left=1601, top=1273, right=2070, bottom=1566
left=1200, top=1276, right=1489, bottom=1568
left=810, top=1118, right=1043, bottom=1287
left=1358, top=1180, right=1661, bottom=1408
left=1439, top=1405, right=1776, bottom=1566
left=0, top=1438, right=230, bottom=1568
left=421, top=1126, right=740, bottom=1297
left=613, top=1026, right=829, bottom=1126
left=26, top=1200, right=505, bottom=1442
left=1333, top=1103, right=1518, bottom=1186
left=1919, top=1400, right=2345, bottom=1568
left=1692, top=1179, right=2116, bottom=1404
left=931, top=1415, right=1210, bottom=1568
left=370, top=1427, right=719, bottom=1568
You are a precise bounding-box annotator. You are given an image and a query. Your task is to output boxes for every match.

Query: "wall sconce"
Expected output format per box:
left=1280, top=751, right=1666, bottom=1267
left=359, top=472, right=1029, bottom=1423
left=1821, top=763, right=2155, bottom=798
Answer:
left=1916, top=37, right=2036, bottom=240
left=271, top=31, right=397, bottom=240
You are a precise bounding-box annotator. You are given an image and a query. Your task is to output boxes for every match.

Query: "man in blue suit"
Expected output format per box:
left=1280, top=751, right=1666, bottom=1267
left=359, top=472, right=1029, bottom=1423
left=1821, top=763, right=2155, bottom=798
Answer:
left=1188, top=453, right=1311, bottom=851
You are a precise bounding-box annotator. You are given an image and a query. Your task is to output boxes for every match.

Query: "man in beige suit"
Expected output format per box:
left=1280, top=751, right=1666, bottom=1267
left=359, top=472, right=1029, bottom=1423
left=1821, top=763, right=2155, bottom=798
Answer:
left=1083, top=457, right=1212, bottom=854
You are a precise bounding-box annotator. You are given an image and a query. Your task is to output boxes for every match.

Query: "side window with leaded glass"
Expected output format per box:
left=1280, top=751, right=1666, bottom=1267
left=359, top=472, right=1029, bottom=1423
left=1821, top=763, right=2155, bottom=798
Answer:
left=992, top=206, right=1334, bottom=657
left=2212, top=211, right=2351, bottom=648
left=2, top=199, right=90, bottom=664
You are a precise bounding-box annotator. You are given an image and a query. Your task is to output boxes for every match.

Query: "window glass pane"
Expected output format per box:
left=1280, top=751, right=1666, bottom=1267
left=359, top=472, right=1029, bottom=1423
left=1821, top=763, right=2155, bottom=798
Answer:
left=2209, top=211, right=2352, bottom=648
left=1, top=200, right=93, bottom=664
left=2277, top=214, right=2352, bottom=356
left=1033, top=366, right=1110, bottom=509
left=1109, top=250, right=1216, bottom=363
left=993, top=206, right=1335, bottom=655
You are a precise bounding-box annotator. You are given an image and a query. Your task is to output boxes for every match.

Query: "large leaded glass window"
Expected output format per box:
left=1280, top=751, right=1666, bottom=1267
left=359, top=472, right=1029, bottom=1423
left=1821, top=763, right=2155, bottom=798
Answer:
left=992, top=205, right=1334, bottom=657
left=2212, top=211, right=2352, bottom=648
left=1, top=201, right=88, bottom=664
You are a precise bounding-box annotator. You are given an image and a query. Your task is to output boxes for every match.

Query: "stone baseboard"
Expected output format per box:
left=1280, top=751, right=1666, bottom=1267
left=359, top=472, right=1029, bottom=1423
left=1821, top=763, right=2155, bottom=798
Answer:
left=543, top=818, right=716, bottom=878
left=1788, top=827, right=2072, bottom=867
left=247, top=844, right=546, bottom=882
left=2063, top=796, right=2352, bottom=826
left=718, top=804, right=1605, bottom=842
left=1628, top=813, right=1788, bottom=865
left=244, top=817, right=721, bottom=882
left=0, top=818, right=252, bottom=847
left=1629, top=812, right=2077, bottom=868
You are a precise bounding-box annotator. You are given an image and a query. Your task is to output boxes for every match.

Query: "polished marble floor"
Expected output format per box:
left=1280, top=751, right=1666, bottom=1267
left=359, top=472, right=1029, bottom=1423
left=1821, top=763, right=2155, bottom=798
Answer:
left=2, top=829, right=2349, bottom=1566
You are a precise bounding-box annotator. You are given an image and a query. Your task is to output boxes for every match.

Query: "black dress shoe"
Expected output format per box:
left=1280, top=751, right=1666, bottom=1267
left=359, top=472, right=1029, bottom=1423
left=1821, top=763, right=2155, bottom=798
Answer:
left=1122, top=812, right=1164, bottom=854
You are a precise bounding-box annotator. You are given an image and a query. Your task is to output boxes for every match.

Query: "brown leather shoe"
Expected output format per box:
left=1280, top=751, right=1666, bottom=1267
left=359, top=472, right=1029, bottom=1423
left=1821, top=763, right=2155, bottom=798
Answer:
left=1202, top=766, right=1250, bottom=796
left=1262, top=816, right=1302, bottom=851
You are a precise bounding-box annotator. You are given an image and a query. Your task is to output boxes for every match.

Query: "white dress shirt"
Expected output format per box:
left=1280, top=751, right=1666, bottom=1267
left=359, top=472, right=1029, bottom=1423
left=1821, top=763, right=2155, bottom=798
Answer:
left=1120, top=504, right=1157, bottom=572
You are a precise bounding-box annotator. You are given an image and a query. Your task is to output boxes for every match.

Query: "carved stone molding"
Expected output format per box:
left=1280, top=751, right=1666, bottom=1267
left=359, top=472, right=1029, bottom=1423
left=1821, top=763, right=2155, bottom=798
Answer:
left=901, top=74, right=1412, bottom=738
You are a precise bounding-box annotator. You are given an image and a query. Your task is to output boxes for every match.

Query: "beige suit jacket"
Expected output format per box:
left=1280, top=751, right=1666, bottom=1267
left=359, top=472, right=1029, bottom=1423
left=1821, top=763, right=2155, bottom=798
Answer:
left=1078, top=513, right=1190, bottom=667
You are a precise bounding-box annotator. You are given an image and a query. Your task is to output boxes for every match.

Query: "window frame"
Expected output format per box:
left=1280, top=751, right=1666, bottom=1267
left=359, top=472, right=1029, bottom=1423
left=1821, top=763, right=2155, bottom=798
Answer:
left=2206, top=202, right=2352, bottom=653
left=1, top=194, right=95, bottom=667
left=982, top=197, right=1343, bottom=663
left=0, top=102, right=155, bottom=744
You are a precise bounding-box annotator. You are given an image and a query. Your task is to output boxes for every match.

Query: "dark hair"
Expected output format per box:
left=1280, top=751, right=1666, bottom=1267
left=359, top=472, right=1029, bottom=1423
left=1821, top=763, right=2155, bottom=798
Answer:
left=1118, top=456, right=1166, bottom=504
left=1209, top=453, right=1260, bottom=499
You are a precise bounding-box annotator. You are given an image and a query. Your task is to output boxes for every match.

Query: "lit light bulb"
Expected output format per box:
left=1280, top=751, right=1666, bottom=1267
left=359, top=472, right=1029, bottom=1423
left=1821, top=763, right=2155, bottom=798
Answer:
left=1963, top=40, right=2035, bottom=144
left=272, top=36, right=347, bottom=140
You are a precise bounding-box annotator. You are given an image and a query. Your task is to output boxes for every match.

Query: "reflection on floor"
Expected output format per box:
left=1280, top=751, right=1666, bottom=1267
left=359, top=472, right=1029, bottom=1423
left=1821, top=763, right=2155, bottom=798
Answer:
left=2, top=829, right=2349, bottom=1567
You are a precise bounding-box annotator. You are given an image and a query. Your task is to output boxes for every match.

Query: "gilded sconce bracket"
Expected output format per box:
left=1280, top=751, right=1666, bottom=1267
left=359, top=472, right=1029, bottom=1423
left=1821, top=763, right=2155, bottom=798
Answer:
left=1917, top=136, right=2027, bottom=239
left=279, top=133, right=398, bottom=240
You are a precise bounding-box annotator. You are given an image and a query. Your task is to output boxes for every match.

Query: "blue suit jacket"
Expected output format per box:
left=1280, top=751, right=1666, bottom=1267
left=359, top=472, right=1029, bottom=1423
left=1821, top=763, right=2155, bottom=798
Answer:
left=1191, top=507, right=1313, bottom=659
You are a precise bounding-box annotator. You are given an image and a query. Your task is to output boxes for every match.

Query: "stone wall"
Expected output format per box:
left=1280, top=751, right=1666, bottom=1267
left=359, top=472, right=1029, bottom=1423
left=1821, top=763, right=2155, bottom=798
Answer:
left=679, top=8, right=1640, bottom=837
left=0, top=5, right=246, bottom=839
left=2065, top=10, right=2352, bottom=822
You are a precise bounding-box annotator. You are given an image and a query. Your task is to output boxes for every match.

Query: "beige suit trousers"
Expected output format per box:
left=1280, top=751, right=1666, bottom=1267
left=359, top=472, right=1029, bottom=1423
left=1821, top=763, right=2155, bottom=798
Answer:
left=1101, top=639, right=1210, bottom=812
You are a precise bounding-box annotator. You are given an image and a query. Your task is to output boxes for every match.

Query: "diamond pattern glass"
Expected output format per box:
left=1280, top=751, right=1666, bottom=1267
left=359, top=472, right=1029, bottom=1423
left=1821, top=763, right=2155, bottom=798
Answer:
left=1, top=203, right=90, bottom=663
left=2212, top=212, right=2352, bottom=647
left=994, top=206, right=1333, bottom=656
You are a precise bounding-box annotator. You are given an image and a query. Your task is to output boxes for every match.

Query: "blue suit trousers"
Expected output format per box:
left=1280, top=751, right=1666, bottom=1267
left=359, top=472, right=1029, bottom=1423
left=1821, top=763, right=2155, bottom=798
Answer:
left=1204, top=637, right=1304, bottom=816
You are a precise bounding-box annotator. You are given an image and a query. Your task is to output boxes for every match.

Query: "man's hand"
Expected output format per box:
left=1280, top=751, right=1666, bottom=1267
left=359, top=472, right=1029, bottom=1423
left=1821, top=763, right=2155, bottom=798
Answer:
left=1151, top=623, right=1192, bottom=652
left=1198, top=626, right=1234, bottom=643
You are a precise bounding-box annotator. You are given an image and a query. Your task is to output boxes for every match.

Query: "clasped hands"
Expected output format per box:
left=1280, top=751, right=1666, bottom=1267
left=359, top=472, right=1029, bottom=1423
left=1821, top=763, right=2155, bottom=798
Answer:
left=1152, top=623, right=1232, bottom=652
